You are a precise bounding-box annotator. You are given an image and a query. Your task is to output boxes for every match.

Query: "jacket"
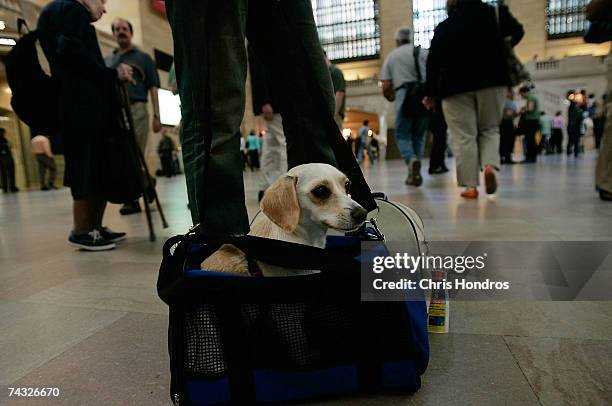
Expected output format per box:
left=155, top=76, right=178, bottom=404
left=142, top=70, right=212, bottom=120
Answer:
left=425, top=0, right=524, bottom=99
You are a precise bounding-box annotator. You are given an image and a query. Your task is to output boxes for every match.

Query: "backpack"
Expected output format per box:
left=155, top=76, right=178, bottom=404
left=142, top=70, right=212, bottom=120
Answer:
left=6, top=31, right=59, bottom=136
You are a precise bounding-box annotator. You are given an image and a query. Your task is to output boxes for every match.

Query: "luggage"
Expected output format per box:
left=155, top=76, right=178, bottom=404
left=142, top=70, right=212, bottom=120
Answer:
left=157, top=195, right=429, bottom=405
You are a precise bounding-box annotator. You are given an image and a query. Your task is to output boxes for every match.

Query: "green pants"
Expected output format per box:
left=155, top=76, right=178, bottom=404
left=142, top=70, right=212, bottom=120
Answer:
left=166, top=0, right=375, bottom=237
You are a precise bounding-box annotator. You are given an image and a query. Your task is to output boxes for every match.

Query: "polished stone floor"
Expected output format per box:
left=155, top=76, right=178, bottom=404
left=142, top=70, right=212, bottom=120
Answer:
left=1, top=151, right=611, bottom=405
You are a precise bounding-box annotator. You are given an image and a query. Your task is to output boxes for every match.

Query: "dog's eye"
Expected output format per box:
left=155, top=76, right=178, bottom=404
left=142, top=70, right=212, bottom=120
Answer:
left=311, top=185, right=331, bottom=200
left=345, top=181, right=351, bottom=194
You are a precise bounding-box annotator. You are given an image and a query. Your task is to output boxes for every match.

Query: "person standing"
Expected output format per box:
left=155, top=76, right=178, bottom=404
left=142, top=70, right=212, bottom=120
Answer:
left=551, top=111, right=565, bottom=154
left=424, top=0, right=524, bottom=198
left=567, top=90, right=584, bottom=157
left=519, top=86, right=540, bottom=163
left=105, top=18, right=162, bottom=215
left=325, top=51, right=346, bottom=130
left=166, top=0, right=376, bottom=238
left=588, top=0, right=612, bottom=201
left=157, top=130, right=176, bottom=178
left=248, top=43, right=288, bottom=202
left=539, top=111, right=553, bottom=154
left=31, top=134, right=57, bottom=190
left=0, top=129, right=18, bottom=193
left=246, top=130, right=261, bottom=171
left=499, top=88, right=518, bottom=164
left=38, top=0, right=127, bottom=250
left=381, top=26, right=429, bottom=187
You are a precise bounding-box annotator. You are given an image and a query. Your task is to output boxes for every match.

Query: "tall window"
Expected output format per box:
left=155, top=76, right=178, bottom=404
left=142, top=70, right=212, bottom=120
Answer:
left=312, top=0, right=380, bottom=62
left=547, top=0, right=587, bottom=39
left=413, top=0, right=496, bottom=48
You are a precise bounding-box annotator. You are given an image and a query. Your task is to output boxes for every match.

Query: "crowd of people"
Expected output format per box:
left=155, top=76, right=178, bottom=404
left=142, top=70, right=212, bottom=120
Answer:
left=1, top=0, right=610, bottom=252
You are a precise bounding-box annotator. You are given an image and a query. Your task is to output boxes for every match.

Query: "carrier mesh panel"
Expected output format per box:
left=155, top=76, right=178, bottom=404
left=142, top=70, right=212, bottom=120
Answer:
left=183, top=303, right=363, bottom=375
left=184, top=304, right=227, bottom=374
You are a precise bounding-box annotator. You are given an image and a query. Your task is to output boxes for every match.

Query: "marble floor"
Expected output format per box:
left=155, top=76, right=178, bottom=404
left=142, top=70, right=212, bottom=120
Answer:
left=1, top=151, right=611, bottom=405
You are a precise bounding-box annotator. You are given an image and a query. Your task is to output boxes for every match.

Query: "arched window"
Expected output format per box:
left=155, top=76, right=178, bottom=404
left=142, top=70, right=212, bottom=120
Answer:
left=412, top=0, right=497, bottom=48
left=313, top=0, right=381, bottom=62
left=547, top=0, right=587, bottom=39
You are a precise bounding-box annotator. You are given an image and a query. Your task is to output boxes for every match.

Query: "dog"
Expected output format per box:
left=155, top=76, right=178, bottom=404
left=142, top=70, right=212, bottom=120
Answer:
left=201, top=163, right=368, bottom=276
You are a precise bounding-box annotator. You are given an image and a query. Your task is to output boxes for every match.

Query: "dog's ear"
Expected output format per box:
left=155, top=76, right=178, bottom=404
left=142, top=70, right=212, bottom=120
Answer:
left=260, top=175, right=300, bottom=233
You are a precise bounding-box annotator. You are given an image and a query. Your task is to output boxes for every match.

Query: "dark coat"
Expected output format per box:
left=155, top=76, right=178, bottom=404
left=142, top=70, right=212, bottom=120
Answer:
left=37, top=0, right=117, bottom=197
left=425, top=0, right=524, bottom=99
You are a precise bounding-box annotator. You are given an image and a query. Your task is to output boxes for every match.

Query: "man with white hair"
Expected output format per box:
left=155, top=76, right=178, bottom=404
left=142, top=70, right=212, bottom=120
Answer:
left=381, top=26, right=429, bottom=187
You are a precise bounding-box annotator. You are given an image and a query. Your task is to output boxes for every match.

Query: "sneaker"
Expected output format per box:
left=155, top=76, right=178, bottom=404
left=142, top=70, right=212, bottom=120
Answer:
left=100, top=227, right=127, bottom=243
left=120, top=201, right=141, bottom=215
left=483, top=166, right=498, bottom=195
left=428, top=166, right=449, bottom=175
left=410, top=159, right=423, bottom=187
left=68, top=230, right=116, bottom=251
left=41, top=186, right=51, bottom=191
left=600, top=189, right=612, bottom=202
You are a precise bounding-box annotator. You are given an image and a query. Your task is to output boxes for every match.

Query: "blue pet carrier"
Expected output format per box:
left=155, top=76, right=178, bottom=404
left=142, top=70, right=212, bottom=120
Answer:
left=157, top=196, right=429, bottom=405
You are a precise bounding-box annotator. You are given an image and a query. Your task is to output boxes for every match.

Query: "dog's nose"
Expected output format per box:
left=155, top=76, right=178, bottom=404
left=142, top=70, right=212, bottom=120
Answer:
left=351, top=207, right=368, bottom=223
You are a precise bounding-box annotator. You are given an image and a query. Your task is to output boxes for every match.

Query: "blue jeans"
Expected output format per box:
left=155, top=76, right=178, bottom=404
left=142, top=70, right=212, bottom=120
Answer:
left=395, top=89, right=429, bottom=165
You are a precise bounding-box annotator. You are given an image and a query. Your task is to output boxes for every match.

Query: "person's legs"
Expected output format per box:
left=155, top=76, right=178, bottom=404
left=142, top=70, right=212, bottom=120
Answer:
left=0, top=157, right=8, bottom=192
left=442, top=91, right=479, bottom=189
left=167, top=0, right=250, bottom=237
left=429, top=108, right=448, bottom=171
left=524, top=121, right=538, bottom=162
left=36, top=154, right=47, bottom=189
left=7, top=158, right=17, bottom=191
left=260, top=113, right=288, bottom=192
left=73, top=199, right=95, bottom=234
left=130, top=102, right=150, bottom=154
left=247, top=0, right=375, bottom=211
left=476, top=86, right=505, bottom=169
left=411, top=115, right=429, bottom=162
left=46, top=156, right=57, bottom=188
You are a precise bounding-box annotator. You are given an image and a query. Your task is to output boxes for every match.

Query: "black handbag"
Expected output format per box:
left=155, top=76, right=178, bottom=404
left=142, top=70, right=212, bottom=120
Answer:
left=495, top=4, right=531, bottom=86
left=584, top=16, right=612, bottom=44
left=401, top=46, right=428, bottom=118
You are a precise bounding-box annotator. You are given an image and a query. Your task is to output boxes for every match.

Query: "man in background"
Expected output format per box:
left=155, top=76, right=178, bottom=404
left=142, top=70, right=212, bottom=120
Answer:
left=566, top=90, right=584, bottom=157
left=539, top=111, right=553, bottom=154
left=500, top=88, right=517, bottom=164
left=31, top=134, right=57, bottom=191
left=105, top=17, right=162, bottom=215
left=357, top=120, right=376, bottom=163
left=381, top=26, right=429, bottom=187
left=325, top=51, right=346, bottom=129
left=519, top=86, right=540, bottom=163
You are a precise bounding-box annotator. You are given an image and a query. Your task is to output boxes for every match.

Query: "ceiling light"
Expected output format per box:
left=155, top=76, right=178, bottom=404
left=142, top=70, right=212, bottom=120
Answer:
left=0, top=38, right=16, bottom=46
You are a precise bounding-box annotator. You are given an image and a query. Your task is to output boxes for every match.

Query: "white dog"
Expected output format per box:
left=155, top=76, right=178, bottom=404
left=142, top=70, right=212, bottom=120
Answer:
left=201, top=163, right=367, bottom=276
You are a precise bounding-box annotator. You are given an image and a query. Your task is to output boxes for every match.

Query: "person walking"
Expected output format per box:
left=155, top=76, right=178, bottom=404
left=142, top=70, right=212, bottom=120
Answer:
left=357, top=120, right=376, bottom=164
left=381, top=26, right=429, bottom=187
left=499, top=89, right=518, bottom=164
left=38, top=0, right=127, bottom=250
left=551, top=111, right=565, bottom=154
left=0, top=129, right=18, bottom=193
left=428, top=99, right=450, bottom=174
left=424, top=0, right=524, bottom=198
left=539, top=111, right=553, bottom=154
left=31, top=134, right=57, bottom=190
left=105, top=18, right=162, bottom=215
left=158, top=130, right=176, bottom=178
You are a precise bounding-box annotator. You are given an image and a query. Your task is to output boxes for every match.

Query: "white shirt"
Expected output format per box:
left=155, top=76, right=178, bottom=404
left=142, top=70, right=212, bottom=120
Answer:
left=381, top=44, right=428, bottom=89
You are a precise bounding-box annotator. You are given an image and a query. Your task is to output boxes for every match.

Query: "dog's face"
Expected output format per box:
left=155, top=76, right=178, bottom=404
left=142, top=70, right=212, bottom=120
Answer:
left=261, top=163, right=368, bottom=234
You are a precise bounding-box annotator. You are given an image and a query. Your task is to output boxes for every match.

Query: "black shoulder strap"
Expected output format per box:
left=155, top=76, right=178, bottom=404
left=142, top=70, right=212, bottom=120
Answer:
left=413, top=45, right=423, bottom=84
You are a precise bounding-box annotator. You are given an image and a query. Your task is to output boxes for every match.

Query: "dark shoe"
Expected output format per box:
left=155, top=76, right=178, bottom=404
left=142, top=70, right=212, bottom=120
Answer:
left=68, top=230, right=116, bottom=251
left=100, top=226, right=127, bottom=243
left=120, top=201, right=142, bottom=215
left=48, top=184, right=58, bottom=190
left=10, top=187, right=19, bottom=192
left=483, top=166, right=498, bottom=195
left=410, top=159, right=423, bottom=187
left=600, top=190, right=612, bottom=202
left=41, top=186, right=50, bottom=191
left=429, top=166, right=449, bottom=175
